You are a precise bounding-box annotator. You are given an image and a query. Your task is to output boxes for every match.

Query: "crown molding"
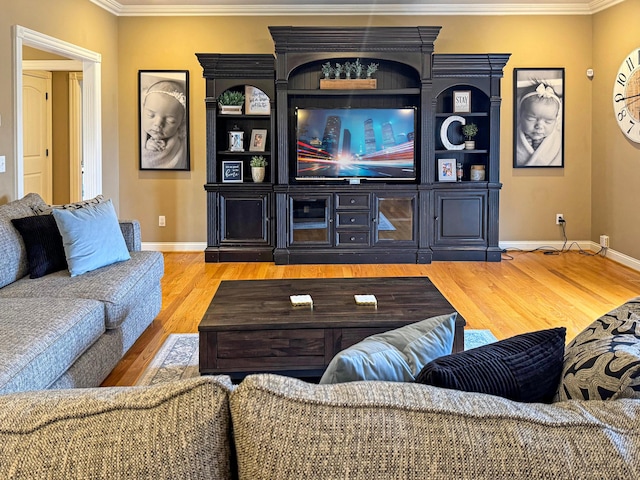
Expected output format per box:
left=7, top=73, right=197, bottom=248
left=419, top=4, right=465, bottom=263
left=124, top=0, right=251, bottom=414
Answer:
left=90, top=0, right=623, bottom=16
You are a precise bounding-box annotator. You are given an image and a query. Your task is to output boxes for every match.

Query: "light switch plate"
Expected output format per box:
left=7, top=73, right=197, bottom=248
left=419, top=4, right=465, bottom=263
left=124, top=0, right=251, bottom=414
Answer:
left=0, top=156, right=5, bottom=173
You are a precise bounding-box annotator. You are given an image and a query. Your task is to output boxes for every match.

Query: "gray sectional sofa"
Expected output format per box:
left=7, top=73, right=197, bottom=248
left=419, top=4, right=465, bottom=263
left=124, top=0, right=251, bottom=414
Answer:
left=0, top=193, right=163, bottom=394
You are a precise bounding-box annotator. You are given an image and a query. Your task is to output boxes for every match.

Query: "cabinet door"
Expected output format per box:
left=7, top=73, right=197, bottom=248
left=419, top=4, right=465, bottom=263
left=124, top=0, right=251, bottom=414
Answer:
left=433, top=190, right=487, bottom=246
left=220, top=192, right=270, bottom=244
left=289, top=195, right=332, bottom=246
left=373, top=194, right=417, bottom=246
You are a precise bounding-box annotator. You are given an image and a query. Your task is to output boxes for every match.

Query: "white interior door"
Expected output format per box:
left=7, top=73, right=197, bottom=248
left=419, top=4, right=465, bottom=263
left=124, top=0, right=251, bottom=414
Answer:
left=22, top=70, right=52, bottom=204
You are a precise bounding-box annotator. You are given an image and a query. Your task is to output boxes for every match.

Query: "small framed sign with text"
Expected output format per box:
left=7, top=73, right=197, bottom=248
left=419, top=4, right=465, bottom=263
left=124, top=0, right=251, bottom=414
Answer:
left=222, top=160, right=243, bottom=183
left=453, top=90, right=471, bottom=113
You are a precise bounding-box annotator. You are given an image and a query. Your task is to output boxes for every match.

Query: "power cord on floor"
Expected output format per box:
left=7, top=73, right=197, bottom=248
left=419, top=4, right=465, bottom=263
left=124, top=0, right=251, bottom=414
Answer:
left=501, top=218, right=608, bottom=260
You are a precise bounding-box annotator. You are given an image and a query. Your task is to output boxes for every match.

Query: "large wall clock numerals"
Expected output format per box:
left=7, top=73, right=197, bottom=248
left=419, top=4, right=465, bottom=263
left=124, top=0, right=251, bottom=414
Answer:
left=613, top=48, right=640, bottom=143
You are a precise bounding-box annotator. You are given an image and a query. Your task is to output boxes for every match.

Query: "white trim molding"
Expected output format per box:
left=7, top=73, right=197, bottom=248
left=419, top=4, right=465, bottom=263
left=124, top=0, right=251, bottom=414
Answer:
left=142, top=242, right=208, bottom=252
left=89, top=0, right=622, bottom=16
left=14, top=25, right=102, bottom=200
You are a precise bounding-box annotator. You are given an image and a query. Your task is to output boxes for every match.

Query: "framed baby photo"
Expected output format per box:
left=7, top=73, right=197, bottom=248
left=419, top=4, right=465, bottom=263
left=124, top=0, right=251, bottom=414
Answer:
left=513, top=68, right=564, bottom=168
left=438, top=158, right=457, bottom=182
left=249, top=129, right=267, bottom=152
left=139, top=70, right=190, bottom=171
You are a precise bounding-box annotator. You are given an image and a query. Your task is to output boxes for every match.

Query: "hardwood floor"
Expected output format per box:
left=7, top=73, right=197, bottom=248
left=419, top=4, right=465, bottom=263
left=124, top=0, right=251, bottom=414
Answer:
left=101, top=251, right=640, bottom=387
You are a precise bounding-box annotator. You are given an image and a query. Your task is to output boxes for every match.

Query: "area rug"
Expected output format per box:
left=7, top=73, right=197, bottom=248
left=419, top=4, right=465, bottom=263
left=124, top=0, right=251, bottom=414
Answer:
left=136, top=330, right=497, bottom=386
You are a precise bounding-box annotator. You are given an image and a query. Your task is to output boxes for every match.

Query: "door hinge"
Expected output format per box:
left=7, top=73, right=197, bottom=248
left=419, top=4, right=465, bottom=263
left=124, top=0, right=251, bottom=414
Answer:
left=45, top=92, right=49, bottom=101
left=46, top=149, right=49, bottom=157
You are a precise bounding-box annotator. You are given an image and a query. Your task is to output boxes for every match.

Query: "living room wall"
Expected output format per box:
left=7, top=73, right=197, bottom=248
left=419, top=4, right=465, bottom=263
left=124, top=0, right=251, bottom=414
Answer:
left=117, top=14, right=593, bottom=248
left=0, top=0, right=119, bottom=207
left=592, top=0, right=640, bottom=261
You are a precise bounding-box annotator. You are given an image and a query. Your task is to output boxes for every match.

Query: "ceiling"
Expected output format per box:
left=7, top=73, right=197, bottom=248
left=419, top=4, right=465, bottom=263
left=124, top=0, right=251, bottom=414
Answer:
left=90, top=0, right=622, bottom=16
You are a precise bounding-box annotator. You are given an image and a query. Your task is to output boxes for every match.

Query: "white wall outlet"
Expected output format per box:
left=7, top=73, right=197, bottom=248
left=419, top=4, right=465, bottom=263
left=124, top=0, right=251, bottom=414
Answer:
left=158, top=215, right=166, bottom=227
left=556, top=213, right=564, bottom=225
left=600, top=235, right=610, bottom=248
left=0, top=156, right=5, bottom=173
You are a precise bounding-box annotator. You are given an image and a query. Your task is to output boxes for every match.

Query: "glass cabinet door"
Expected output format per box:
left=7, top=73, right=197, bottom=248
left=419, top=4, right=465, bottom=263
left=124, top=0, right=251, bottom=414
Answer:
left=289, top=195, right=332, bottom=245
left=374, top=195, right=416, bottom=244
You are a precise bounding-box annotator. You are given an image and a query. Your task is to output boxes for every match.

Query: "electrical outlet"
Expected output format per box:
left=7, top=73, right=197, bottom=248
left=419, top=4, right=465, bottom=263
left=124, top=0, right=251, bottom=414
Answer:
left=600, top=235, right=610, bottom=248
left=556, top=213, right=564, bottom=225
left=159, top=215, right=166, bottom=227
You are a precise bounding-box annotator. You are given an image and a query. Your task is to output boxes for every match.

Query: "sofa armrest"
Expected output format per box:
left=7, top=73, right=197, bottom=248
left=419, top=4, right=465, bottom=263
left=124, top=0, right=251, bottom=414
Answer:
left=119, top=219, right=142, bottom=252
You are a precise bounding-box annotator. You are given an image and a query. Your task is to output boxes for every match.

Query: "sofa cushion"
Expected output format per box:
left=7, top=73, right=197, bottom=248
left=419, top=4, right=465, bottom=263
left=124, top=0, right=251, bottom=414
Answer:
left=556, top=297, right=640, bottom=401
left=11, top=214, right=67, bottom=278
left=230, top=374, right=640, bottom=480
left=415, top=327, right=566, bottom=403
left=0, top=297, right=104, bottom=394
left=0, top=377, right=234, bottom=480
left=320, top=313, right=456, bottom=384
left=0, top=193, right=48, bottom=288
left=52, top=199, right=131, bottom=277
left=0, top=250, right=164, bottom=330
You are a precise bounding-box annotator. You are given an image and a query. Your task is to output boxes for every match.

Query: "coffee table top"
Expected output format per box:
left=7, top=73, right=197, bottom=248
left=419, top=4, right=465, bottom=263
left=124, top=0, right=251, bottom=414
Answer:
left=199, top=277, right=463, bottom=331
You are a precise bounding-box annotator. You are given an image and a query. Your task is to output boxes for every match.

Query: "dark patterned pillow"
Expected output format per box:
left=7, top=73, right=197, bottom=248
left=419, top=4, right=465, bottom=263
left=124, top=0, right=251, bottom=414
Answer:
left=555, top=298, right=640, bottom=401
left=11, top=214, right=68, bottom=278
left=415, top=327, right=566, bottom=403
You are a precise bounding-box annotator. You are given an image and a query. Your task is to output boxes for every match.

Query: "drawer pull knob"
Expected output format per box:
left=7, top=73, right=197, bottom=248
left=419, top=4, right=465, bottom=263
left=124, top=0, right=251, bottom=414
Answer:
left=350, top=217, right=356, bottom=223
left=350, top=236, right=356, bottom=241
left=350, top=198, right=356, bottom=204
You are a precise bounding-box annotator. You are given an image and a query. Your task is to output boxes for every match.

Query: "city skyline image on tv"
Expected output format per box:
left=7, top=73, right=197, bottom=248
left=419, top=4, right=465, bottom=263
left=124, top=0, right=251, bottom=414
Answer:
left=295, top=107, right=416, bottom=180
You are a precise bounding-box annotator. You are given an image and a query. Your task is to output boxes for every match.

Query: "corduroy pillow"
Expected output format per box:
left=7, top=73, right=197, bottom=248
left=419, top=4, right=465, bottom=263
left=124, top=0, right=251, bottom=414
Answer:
left=11, top=214, right=68, bottom=278
left=415, top=327, right=566, bottom=403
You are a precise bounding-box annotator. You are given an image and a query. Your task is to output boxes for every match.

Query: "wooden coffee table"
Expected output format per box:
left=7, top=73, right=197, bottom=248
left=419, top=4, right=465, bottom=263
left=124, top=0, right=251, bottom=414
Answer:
left=198, top=277, right=465, bottom=379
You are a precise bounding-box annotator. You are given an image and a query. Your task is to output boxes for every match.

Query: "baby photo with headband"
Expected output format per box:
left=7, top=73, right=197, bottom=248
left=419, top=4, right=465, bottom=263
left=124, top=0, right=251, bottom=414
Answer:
left=138, top=70, right=190, bottom=170
left=513, top=68, right=564, bottom=168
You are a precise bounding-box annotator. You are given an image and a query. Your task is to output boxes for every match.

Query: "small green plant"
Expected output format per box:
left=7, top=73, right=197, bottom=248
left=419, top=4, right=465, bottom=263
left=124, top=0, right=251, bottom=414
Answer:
left=462, top=123, right=478, bottom=140
left=250, top=155, right=268, bottom=167
left=218, top=90, right=245, bottom=106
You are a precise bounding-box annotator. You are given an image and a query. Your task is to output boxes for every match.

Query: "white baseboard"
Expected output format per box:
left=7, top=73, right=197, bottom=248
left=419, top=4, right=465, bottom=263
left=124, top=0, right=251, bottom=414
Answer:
left=142, top=242, right=207, bottom=252
left=142, top=241, right=640, bottom=273
left=499, top=240, right=640, bottom=272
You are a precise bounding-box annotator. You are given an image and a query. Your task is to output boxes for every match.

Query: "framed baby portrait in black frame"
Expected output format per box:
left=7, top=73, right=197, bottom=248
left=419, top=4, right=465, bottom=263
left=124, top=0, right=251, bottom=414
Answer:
left=139, top=70, right=190, bottom=170
left=513, top=68, right=564, bottom=168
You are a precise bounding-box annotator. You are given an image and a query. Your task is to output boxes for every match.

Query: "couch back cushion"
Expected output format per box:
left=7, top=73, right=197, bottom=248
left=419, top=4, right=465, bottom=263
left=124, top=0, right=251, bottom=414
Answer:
left=0, top=377, right=235, bottom=479
left=0, top=193, right=48, bottom=288
left=230, top=374, right=640, bottom=480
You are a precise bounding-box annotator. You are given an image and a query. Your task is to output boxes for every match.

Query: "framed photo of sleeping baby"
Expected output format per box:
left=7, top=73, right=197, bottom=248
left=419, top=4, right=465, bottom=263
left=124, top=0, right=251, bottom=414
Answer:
left=513, top=68, right=564, bottom=168
left=139, top=70, right=190, bottom=170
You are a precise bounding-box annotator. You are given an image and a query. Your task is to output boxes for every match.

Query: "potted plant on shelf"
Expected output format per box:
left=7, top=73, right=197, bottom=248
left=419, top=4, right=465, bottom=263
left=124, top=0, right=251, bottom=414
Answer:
left=461, top=123, right=478, bottom=150
left=250, top=155, right=268, bottom=183
left=218, top=90, right=245, bottom=115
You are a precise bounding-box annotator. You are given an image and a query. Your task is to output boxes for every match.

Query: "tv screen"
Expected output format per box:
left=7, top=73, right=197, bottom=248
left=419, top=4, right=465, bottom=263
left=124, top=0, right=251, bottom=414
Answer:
left=295, top=107, right=416, bottom=181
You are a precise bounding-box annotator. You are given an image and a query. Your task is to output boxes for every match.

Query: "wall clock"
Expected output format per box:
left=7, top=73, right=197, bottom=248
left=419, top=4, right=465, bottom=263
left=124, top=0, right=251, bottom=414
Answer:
left=613, top=48, right=640, bottom=143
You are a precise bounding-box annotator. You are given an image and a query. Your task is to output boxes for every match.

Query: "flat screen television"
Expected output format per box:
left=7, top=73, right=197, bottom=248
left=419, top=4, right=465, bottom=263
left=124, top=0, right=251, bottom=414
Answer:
left=295, top=107, right=416, bottom=181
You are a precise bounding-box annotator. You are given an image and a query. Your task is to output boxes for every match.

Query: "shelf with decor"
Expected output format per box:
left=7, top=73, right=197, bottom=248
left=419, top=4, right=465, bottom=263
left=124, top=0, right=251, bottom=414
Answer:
left=197, top=53, right=276, bottom=262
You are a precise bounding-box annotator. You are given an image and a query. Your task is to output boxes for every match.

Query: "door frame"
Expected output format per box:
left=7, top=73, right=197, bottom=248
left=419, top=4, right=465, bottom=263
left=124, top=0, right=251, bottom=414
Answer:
left=13, top=25, right=102, bottom=200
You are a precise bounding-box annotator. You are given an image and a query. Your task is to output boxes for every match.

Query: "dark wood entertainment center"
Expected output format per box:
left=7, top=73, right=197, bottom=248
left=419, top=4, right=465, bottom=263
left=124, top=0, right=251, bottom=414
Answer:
left=197, top=27, right=510, bottom=264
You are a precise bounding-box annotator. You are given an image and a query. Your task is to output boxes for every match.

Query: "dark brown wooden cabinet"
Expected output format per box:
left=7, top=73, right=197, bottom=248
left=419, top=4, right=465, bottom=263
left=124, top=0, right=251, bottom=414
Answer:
left=198, top=29, right=510, bottom=264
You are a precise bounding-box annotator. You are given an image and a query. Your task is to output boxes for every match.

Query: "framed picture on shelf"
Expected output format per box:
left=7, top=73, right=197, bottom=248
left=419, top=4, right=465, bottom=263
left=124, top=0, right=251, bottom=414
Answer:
left=249, top=129, right=267, bottom=152
left=438, top=158, right=457, bottom=182
left=453, top=90, right=471, bottom=113
left=222, top=160, right=243, bottom=183
left=513, top=68, right=564, bottom=168
left=138, top=70, right=190, bottom=171
left=245, top=85, right=271, bottom=115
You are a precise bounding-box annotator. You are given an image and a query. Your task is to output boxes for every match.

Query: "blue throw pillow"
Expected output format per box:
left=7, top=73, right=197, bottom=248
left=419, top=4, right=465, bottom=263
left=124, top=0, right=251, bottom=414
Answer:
left=415, top=327, right=566, bottom=403
left=319, top=313, right=457, bottom=384
left=52, top=199, right=130, bottom=276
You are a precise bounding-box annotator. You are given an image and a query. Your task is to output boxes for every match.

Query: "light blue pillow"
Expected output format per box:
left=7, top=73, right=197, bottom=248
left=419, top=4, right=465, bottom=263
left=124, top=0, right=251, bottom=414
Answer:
left=319, top=312, right=457, bottom=384
left=52, top=199, right=131, bottom=276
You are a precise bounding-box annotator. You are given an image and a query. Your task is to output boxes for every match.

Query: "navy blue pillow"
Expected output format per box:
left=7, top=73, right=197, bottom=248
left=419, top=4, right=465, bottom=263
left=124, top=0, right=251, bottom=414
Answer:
left=11, top=214, right=68, bottom=278
left=415, top=327, right=566, bottom=403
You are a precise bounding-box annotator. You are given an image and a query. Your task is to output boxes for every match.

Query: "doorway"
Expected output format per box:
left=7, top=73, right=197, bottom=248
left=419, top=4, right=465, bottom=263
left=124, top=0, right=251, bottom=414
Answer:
left=13, top=25, right=102, bottom=201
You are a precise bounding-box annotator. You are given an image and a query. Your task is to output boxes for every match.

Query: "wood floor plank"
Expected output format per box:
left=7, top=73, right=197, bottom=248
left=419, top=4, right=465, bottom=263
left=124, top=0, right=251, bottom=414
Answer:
left=101, top=251, right=640, bottom=387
